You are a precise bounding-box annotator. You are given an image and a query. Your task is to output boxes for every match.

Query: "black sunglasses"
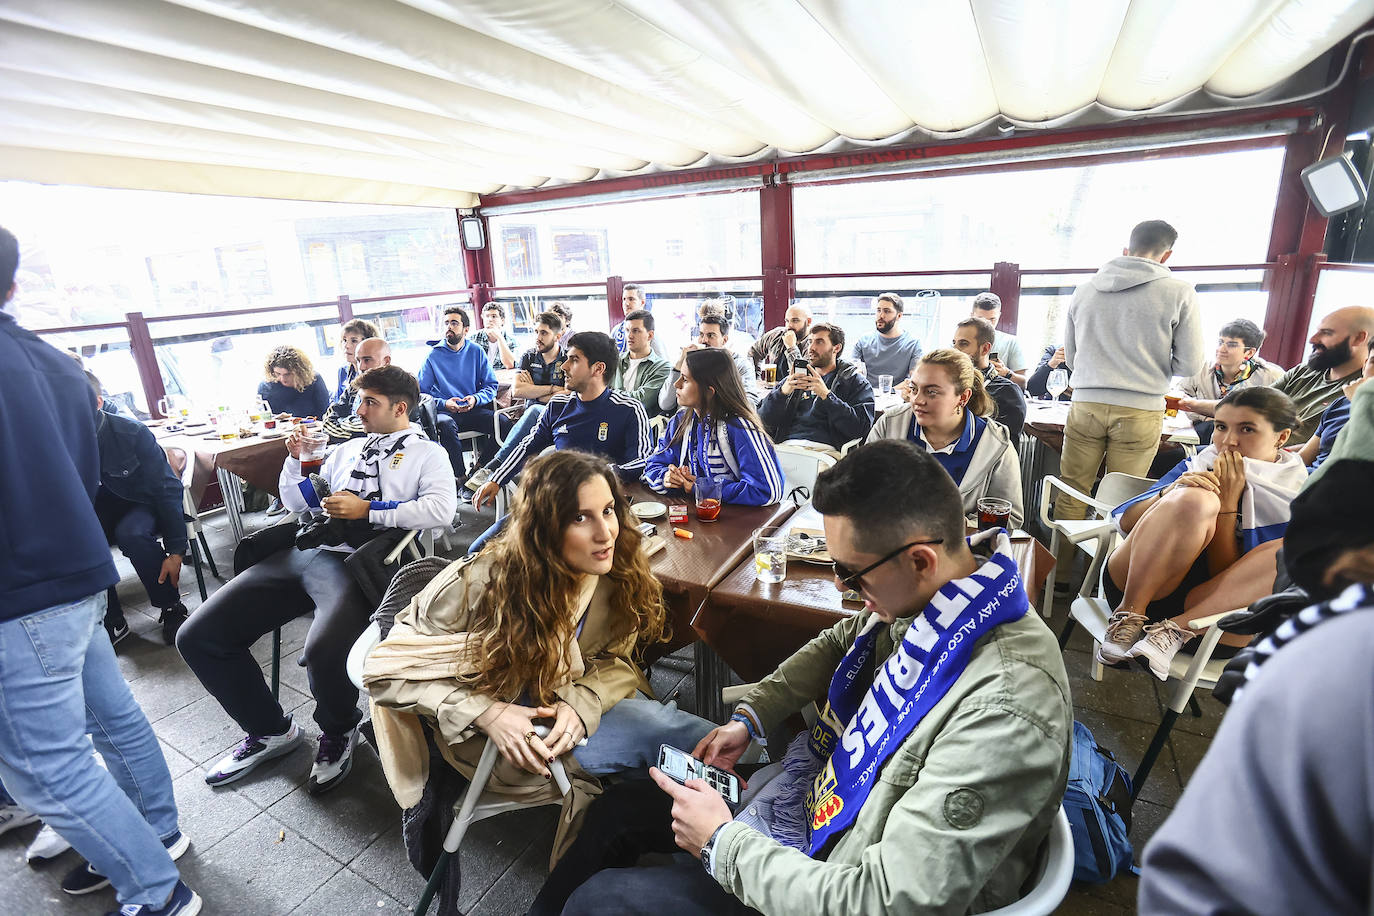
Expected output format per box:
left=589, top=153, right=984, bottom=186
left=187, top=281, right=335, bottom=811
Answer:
left=833, top=539, right=944, bottom=592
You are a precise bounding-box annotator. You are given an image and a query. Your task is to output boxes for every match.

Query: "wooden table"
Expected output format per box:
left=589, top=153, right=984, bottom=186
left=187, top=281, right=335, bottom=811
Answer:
left=625, top=481, right=796, bottom=718
left=692, top=505, right=1056, bottom=688
left=152, top=424, right=289, bottom=543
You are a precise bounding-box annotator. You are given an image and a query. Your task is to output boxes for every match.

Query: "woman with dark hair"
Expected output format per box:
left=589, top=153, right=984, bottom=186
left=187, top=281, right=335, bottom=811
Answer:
left=866, top=348, right=1024, bottom=527
left=1097, top=386, right=1308, bottom=677
left=257, top=344, right=330, bottom=417
left=365, top=450, right=712, bottom=830
left=643, top=347, right=784, bottom=505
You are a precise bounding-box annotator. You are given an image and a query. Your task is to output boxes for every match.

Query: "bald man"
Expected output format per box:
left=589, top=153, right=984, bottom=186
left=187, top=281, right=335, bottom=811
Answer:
left=1271, top=305, right=1374, bottom=443
left=749, top=304, right=812, bottom=379
left=355, top=337, right=392, bottom=372
left=320, top=339, right=392, bottom=444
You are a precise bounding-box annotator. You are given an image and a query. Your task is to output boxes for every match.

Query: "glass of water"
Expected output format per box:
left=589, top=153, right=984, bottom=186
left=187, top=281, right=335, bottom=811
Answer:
left=753, top=526, right=788, bottom=584
left=878, top=374, right=894, bottom=395
left=1046, top=368, right=1069, bottom=401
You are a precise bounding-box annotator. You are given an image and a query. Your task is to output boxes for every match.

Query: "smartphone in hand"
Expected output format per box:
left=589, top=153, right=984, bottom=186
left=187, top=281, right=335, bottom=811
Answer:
left=658, top=744, right=741, bottom=804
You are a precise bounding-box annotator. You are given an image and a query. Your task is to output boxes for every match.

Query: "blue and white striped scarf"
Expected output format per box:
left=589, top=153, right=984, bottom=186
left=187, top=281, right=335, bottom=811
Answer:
left=1112, top=446, right=1307, bottom=552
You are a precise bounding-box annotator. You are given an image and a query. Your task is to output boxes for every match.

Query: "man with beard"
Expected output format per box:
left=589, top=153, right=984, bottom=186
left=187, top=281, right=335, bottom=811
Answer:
left=418, top=305, right=512, bottom=477
left=759, top=322, right=875, bottom=455
left=748, top=304, right=811, bottom=380
left=852, top=292, right=923, bottom=389
left=1271, top=306, right=1373, bottom=444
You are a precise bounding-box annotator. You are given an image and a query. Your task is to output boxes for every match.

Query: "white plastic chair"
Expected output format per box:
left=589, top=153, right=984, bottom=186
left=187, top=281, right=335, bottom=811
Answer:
left=348, top=623, right=578, bottom=916
left=164, top=445, right=222, bottom=601
left=982, top=808, right=1074, bottom=916
left=1038, top=473, right=1154, bottom=611
left=1058, top=562, right=1233, bottom=798
left=775, top=444, right=836, bottom=494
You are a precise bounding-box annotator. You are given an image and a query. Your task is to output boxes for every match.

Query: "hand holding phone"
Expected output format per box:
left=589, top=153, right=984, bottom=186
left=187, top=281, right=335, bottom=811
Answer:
left=658, top=744, right=741, bottom=804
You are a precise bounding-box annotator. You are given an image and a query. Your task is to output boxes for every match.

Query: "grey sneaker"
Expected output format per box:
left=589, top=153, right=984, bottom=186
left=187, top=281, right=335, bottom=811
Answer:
left=1095, top=610, right=1148, bottom=666
left=307, top=728, right=359, bottom=796
left=205, top=720, right=303, bottom=787
left=1130, top=619, right=1195, bottom=680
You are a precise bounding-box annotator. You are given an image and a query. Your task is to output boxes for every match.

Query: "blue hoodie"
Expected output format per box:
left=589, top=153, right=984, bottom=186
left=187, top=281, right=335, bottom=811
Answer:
left=0, top=311, right=118, bottom=620
left=417, top=338, right=499, bottom=406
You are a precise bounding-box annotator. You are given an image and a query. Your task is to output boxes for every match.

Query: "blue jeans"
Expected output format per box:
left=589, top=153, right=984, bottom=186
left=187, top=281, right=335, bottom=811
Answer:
left=484, top=404, right=545, bottom=471
left=96, top=490, right=180, bottom=619
left=573, top=694, right=714, bottom=776
left=0, top=591, right=181, bottom=907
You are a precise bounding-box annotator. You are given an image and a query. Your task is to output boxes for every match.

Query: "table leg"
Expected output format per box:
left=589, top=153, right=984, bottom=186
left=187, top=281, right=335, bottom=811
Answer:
left=694, top=640, right=731, bottom=724
left=215, top=466, right=246, bottom=544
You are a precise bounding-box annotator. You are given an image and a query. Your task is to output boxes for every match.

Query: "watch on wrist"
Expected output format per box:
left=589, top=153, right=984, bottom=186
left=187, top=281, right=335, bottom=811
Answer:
left=700, top=823, right=728, bottom=876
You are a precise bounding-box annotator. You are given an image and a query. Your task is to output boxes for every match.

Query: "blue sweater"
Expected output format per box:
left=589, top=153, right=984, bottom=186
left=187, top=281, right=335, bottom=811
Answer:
left=493, top=388, right=650, bottom=486
left=417, top=339, right=499, bottom=406
left=643, top=412, right=784, bottom=506
left=0, top=311, right=119, bottom=621
left=257, top=372, right=331, bottom=417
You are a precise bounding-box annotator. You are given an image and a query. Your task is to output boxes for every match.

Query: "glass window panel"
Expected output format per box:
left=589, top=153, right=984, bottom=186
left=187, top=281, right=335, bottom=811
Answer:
left=1, top=180, right=463, bottom=328
left=487, top=287, right=609, bottom=354
left=487, top=191, right=761, bottom=287
left=1308, top=267, right=1374, bottom=348
left=794, top=146, right=1285, bottom=273
left=36, top=325, right=148, bottom=416
left=632, top=281, right=764, bottom=358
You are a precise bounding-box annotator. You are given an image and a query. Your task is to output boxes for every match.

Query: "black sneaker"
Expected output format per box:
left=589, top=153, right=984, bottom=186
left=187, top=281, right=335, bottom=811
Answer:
left=307, top=728, right=358, bottom=796
left=105, top=618, right=130, bottom=646
left=62, top=830, right=191, bottom=896
left=99, top=878, right=201, bottom=915
left=159, top=603, right=189, bottom=645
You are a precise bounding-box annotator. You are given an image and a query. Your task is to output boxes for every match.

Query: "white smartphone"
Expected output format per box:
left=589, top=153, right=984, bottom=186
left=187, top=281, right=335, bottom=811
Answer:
left=657, top=744, right=741, bottom=804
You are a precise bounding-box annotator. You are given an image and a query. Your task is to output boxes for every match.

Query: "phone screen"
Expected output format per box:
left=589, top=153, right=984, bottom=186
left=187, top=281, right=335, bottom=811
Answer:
left=658, top=745, right=741, bottom=804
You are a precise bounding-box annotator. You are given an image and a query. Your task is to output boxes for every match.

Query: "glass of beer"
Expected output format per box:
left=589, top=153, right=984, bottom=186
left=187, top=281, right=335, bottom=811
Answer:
left=695, top=475, right=723, bottom=522
left=976, top=497, right=1013, bottom=533
left=298, top=420, right=328, bottom=475
left=762, top=363, right=777, bottom=386
left=1163, top=393, right=1182, bottom=417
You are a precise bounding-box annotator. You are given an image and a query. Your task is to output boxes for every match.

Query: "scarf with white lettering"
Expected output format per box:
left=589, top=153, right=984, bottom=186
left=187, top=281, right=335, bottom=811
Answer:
left=746, top=531, right=1027, bottom=855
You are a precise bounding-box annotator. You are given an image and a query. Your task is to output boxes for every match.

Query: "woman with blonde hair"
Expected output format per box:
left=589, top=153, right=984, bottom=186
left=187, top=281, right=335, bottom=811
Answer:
left=866, top=347, right=1023, bottom=526
left=364, top=450, right=711, bottom=826
left=258, top=344, right=330, bottom=417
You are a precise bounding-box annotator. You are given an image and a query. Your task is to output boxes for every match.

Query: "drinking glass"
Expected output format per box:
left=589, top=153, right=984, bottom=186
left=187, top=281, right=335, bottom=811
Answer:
left=1046, top=368, right=1068, bottom=401
left=976, top=497, right=1013, bottom=532
left=299, top=420, right=328, bottom=475
left=753, top=526, right=788, bottom=584
left=695, top=475, right=722, bottom=522
left=878, top=374, right=894, bottom=395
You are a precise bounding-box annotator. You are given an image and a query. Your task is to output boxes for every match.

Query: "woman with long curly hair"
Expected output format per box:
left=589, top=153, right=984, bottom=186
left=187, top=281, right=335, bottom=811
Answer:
left=366, top=449, right=712, bottom=793
left=258, top=344, right=331, bottom=418
left=643, top=347, right=784, bottom=505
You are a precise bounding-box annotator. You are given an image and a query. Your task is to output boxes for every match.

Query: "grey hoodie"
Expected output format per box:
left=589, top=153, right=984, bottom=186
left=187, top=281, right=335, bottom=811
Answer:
left=1064, top=256, right=1205, bottom=410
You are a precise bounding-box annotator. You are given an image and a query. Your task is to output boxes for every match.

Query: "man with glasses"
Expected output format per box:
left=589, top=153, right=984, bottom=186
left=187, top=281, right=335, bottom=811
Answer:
left=1177, top=318, right=1283, bottom=444
left=530, top=440, right=1071, bottom=915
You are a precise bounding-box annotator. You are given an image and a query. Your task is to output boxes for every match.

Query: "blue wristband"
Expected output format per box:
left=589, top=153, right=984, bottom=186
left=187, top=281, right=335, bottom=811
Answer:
left=730, top=711, right=759, bottom=741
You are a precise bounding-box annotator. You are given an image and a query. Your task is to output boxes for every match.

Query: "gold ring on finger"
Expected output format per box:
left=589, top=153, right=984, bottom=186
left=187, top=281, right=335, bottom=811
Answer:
left=524, top=730, right=537, bottom=746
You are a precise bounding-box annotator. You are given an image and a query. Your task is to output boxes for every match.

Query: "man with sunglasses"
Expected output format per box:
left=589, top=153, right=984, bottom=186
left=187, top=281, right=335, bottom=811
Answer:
left=530, top=441, right=1071, bottom=915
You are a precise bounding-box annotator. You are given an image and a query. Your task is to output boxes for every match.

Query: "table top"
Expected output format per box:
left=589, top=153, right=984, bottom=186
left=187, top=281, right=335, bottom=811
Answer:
left=703, top=504, right=1055, bottom=625
left=1023, top=400, right=1199, bottom=445
left=623, top=480, right=796, bottom=595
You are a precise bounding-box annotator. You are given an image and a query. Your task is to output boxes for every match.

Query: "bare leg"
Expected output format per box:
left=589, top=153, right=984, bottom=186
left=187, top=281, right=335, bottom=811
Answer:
left=1106, top=487, right=1221, bottom=614
left=1170, top=539, right=1282, bottom=648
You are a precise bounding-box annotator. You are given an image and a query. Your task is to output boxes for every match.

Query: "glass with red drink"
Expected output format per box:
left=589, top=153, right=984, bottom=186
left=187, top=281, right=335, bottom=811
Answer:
left=695, top=475, right=723, bottom=522
left=298, top=420, right=328, bottom=476
left=976, top=497, right=1012, bottom=533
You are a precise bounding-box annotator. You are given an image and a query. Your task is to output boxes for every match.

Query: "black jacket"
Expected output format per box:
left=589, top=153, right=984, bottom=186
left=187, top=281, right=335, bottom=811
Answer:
left=758, top=359, right=876, bottom=450
left=982, top=366, right=1027, bottom=442
left=1027, top=345, right=1071, bottom=400
left=97, top=409, right=190, bottom=556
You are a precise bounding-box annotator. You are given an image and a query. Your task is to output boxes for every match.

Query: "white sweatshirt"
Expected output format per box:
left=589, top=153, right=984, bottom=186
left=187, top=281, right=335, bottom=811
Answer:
left=278, top=428, right=457, bottom=538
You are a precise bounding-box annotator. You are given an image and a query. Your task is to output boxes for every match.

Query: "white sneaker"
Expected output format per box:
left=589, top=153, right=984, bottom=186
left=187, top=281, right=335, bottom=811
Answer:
left=1130, top=619, right=1195, bottom=680
left=0, top=803, right=38, bottom=838
left=25, top=823, right=71, bottom=861
left=307, top=727, right=359, bottom=796
left=464, top=466, right=493, bottom=492
left=1094, top=610, right=1148, bottom=665
left=204, top=719, right=304, bottom=787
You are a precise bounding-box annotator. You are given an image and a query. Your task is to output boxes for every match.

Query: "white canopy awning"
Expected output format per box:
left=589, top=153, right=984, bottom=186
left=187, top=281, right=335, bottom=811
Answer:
left=1, top=0, right=1370, bottom=208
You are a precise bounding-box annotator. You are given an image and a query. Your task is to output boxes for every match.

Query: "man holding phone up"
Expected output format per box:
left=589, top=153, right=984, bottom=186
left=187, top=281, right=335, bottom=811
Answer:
left=531, top=441, right=1072, bottom=915
left=758, top=323, right=874, bottom=456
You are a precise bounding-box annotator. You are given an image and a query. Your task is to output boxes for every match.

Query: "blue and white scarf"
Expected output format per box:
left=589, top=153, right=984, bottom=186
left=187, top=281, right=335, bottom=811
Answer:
left=1111, top=446, right=1307, bottom=552
left=743, top=531, right=1028, bottom=855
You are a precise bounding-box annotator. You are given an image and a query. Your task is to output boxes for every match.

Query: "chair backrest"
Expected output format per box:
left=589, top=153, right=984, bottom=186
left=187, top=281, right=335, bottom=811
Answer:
left=1094, top=473, right=1155, bottom=516
left=981, top=807, right=1074, bottom=916
left=414, top=394, right=440, bottom=442
left=775, top=444, right=836, bottom=492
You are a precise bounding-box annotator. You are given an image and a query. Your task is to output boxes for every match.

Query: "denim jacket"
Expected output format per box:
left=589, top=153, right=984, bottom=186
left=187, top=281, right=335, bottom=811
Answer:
left=96, top=410, right=190, bottom=556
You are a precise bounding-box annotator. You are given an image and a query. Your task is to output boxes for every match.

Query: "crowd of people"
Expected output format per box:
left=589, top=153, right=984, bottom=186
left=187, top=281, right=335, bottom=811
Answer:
left=3, top=213, right=1374, bottom=916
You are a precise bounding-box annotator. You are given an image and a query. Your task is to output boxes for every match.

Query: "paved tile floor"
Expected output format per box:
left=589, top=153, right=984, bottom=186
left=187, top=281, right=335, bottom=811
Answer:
left=2, top=499, right=1227, bottom=914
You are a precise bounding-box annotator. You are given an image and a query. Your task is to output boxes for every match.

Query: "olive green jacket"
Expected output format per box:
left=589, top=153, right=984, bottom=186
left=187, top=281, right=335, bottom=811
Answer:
left=717, top=608, right=1072, bottom=915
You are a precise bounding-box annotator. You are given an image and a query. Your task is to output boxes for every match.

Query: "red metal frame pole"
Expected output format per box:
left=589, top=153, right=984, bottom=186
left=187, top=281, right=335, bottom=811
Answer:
left=988, top=261, right=1022, bottom=334
left=760, top=177, right=794, bottom=330
left=607, top=275, right=626, bottom=324
left=125, top=311, right=167, bottom=418
left=336, top=295, right=353, bottom=324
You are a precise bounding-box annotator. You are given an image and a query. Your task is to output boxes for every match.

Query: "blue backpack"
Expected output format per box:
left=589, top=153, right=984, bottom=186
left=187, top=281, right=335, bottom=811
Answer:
left=1064, top=721, right=1137, bottom=883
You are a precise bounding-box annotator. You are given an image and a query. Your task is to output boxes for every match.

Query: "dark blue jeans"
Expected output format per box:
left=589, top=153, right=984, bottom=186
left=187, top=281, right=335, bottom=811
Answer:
left=530, top=778, right=759, bottom=916
left=435, top=406, right=510, bottom=473
left=95, top=489, right=179, bottom=622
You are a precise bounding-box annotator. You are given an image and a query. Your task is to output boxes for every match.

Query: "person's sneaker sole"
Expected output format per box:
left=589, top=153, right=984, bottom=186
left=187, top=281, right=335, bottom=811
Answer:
left=205, top=730, right=304, bottom=787
left=1132, top=653, right=1172, bottom=681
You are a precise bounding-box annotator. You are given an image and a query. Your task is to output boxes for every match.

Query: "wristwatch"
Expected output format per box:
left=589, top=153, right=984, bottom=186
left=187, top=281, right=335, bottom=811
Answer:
left=700, top=823, right=727, bottom=876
